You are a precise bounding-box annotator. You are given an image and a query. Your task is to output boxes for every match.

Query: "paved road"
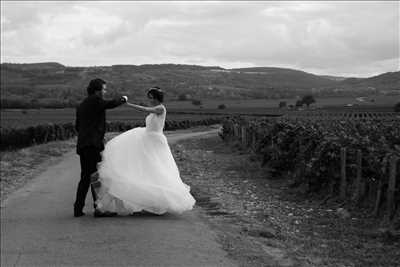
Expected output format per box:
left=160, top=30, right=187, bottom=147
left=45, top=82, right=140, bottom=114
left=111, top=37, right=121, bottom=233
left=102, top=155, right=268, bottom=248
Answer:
left=1, top=129, right=236, bottom=267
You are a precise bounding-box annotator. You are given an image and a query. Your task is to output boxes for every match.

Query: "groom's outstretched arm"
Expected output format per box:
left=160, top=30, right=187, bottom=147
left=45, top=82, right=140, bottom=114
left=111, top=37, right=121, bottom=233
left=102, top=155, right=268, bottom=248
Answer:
left=96, top=96, right=127, bottom=111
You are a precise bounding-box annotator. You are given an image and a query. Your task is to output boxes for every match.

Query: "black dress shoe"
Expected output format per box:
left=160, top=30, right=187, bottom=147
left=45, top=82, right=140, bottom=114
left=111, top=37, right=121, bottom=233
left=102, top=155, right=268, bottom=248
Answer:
left=94, top=210, right=117, bottom=218
left=74, top=210, right=85, bottom=217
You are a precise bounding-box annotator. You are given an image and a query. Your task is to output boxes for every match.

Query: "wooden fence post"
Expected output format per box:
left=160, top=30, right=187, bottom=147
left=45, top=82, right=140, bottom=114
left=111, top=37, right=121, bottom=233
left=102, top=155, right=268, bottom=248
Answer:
left=353, top=149, right=362, bottom=202
left=233, top=124, right=238, bottom=138
left=386, top=156, right=398, bottom=220
left=246, top=128, right=250, bottom=146
left=228, top=123, right=233, bottom=137
left=373, top=179, right=383, bottom=217
left=252, top=130, right=257, bottom=151
left=340, top=147, right=347, bottom=200
left=241, top=126, right=246, bottom=145
left=245, top=127, right=248, bottom=145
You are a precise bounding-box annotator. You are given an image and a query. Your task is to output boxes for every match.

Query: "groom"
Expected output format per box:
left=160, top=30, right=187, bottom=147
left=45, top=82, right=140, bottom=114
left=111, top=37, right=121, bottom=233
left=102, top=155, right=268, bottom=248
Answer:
left=74, top=78, right=127, bottom=217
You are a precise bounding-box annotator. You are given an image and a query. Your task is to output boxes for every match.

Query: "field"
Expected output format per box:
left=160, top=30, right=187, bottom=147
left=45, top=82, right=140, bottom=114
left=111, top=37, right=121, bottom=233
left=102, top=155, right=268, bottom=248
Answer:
left=165, top=95, right=398, bottom=109
left=1, top=96, right=398, bottom=128
left=0, top=108, right=229, bottom=128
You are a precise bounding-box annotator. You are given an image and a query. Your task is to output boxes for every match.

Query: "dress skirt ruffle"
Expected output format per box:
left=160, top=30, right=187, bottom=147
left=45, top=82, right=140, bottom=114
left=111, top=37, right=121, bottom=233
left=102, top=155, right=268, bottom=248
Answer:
left=95, top=127, right=195, bottom=215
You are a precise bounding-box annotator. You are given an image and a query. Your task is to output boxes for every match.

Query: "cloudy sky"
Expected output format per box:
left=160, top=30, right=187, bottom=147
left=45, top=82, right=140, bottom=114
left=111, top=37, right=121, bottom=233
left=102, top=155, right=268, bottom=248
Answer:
left=1, top=1, right=399, bottom=77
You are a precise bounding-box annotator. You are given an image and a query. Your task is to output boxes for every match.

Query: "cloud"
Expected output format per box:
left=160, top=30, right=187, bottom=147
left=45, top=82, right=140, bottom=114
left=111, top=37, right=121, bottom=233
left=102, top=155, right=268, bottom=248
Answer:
left=41, top=6, right=129, bottom=48
left=1, top=1, right=399, bottom=76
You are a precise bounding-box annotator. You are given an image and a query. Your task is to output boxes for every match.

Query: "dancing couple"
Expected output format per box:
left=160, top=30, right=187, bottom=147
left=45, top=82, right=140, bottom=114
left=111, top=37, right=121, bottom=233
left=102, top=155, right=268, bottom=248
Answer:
left=74, top=78, right=195, bottom=217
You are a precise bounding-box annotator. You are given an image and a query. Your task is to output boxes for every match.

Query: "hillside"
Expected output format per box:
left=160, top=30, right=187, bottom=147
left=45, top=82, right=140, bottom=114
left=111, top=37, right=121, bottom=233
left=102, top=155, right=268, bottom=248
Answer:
left=1, top=62, right=399, bottom=108
left=339, top=71, right=400, bottom=93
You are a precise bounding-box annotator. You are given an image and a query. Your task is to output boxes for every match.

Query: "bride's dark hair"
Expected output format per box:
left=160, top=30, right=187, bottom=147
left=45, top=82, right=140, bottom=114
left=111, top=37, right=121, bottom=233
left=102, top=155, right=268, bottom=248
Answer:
left=147, top=86, right=164, bottom=103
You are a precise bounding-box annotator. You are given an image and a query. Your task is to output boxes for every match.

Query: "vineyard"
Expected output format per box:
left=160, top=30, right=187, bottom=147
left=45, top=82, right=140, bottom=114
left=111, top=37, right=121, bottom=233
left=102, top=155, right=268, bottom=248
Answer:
left=0, top=105, right=284, bottom=150
left=221, top=113, right=400, bottom=221
left=0, top=106, right=233, bottom=150
left=0, top=117, right=222, bottom=150
left=0, top=108, right=230, bottom=128
left=285, top=110, right=400, bottom=120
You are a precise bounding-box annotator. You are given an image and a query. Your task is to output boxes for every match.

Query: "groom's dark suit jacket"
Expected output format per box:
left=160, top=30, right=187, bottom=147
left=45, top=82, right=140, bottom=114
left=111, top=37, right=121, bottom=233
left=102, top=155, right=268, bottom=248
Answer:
left=75, top=94, right=125, bottom=155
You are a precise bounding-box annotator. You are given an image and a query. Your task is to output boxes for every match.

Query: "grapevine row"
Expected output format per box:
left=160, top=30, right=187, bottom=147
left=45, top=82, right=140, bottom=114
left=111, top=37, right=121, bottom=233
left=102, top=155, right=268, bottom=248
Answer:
left=221, top=116, right=400, bottom=219
left=0, top=117, right=222, bottom=150
left=285, top=111, right=399, bottom=120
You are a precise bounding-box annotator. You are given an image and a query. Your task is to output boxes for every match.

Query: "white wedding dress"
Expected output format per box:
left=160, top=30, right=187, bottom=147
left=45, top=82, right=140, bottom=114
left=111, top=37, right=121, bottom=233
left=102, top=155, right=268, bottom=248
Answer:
left=95, top=105, right=195, bottom=215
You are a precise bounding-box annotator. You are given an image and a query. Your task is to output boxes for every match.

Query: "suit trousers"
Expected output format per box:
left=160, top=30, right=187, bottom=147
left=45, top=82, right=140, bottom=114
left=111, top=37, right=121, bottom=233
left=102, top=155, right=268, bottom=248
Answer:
left=74, top=147, right=102, bottom=211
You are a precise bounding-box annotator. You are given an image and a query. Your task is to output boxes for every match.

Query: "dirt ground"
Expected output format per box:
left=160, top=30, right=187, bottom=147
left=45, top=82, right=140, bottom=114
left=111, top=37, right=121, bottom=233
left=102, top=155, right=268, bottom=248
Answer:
left=173, top=136, right=400, bottom=267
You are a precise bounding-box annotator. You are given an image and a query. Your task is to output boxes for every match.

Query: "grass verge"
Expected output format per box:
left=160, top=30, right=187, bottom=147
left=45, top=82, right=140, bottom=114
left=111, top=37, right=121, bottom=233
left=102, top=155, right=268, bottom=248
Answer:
left=1, top=138, right=77, bottom=202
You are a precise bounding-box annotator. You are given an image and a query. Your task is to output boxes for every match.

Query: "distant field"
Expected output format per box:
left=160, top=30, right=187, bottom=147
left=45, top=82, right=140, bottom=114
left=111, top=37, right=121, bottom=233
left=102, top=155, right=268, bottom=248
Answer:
left=1, top=96, right=397, bottom=128
left=166, top=95, right=398, bottom=109
left=0, top=108, right=229, bottom=128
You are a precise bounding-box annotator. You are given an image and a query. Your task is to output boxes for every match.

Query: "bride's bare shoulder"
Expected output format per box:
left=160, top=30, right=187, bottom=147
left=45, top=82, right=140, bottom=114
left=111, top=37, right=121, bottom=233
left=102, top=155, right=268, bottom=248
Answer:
left=154, top=104, right=166, bottom=115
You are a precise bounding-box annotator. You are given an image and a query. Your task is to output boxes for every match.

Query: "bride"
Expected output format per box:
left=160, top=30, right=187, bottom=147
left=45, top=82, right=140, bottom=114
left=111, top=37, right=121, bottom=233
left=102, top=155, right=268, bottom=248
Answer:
left=94, top=87, right=196, bottom=215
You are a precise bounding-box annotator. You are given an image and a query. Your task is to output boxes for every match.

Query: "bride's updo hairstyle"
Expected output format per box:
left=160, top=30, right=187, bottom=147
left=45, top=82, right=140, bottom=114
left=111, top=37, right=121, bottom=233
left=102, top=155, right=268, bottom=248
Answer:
left=147, top=86, right=164, bottom=103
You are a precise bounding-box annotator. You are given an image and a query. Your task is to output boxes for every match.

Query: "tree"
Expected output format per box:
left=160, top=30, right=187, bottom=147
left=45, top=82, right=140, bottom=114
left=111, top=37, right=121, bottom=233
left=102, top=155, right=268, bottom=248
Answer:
left=295, top=100, right=303, bottom=107
left=191, top=99, right=202, bottom=107
left=218, top=104, right=226, bottom=109
left=301, top=95, right=316, bottom=107
left=279, top=101, right=287, bottom=109
left=178, top=94, right=188, bottom=101
left=395, top=102, right=400, bottom=112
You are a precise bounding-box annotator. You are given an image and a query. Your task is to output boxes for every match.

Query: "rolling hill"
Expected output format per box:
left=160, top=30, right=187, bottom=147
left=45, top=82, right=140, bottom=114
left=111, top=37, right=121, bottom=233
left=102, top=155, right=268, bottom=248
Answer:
left=0, top=62, right=399, bottom=108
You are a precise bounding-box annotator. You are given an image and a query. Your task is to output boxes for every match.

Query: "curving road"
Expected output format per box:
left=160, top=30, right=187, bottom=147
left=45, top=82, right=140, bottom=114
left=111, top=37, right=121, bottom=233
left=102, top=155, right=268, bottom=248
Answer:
left=1, top=128, right=236, bottom=267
